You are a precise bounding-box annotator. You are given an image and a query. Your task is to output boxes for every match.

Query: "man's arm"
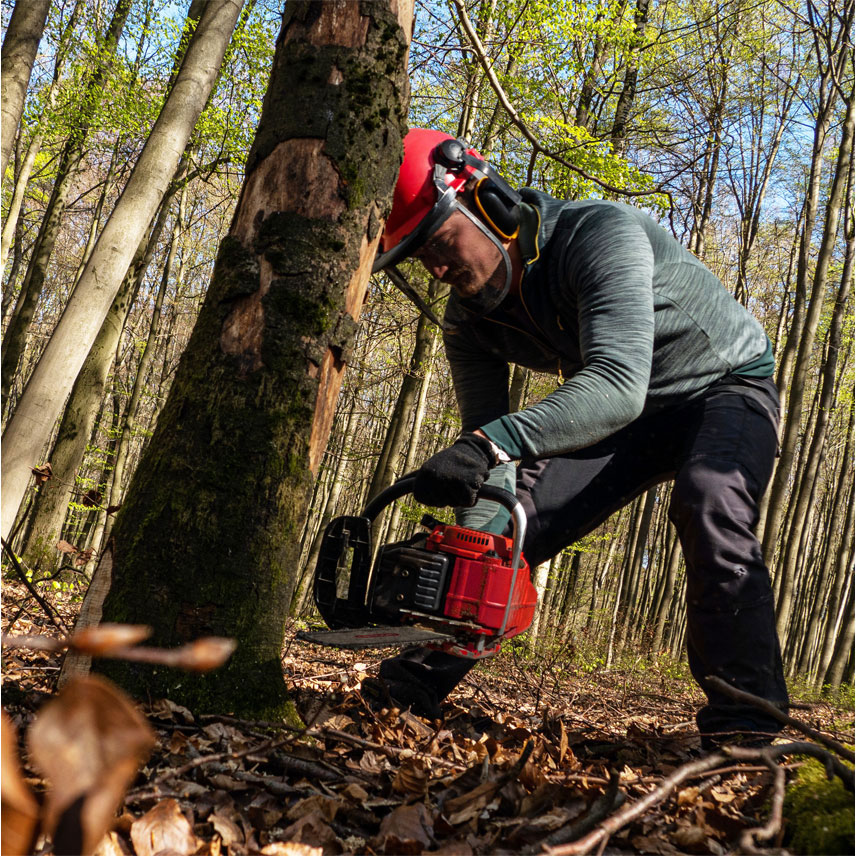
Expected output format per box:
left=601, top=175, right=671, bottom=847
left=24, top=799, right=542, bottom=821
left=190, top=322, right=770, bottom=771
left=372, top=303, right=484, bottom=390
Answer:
left=480, top=207, right=656, bottom=460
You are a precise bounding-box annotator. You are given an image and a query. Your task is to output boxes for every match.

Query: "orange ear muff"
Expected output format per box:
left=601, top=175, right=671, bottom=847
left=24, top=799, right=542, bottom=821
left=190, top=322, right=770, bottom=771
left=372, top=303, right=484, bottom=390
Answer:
left=474, top=176, right=520, bottom=240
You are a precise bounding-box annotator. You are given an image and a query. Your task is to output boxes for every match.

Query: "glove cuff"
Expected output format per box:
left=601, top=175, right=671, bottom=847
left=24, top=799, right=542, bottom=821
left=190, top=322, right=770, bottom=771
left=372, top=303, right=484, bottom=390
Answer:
left=457, top=432, right=497, bottom=467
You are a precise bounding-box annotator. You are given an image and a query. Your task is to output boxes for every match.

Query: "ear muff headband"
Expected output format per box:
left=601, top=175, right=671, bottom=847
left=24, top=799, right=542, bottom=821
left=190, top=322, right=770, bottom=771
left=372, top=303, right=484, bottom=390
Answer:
left=474, top=176, right=520, bottom=240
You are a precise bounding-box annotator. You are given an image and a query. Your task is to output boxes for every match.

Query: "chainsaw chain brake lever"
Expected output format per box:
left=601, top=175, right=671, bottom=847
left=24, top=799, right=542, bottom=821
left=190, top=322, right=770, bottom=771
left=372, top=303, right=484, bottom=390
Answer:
left=363, top=476, right=527, bottom=639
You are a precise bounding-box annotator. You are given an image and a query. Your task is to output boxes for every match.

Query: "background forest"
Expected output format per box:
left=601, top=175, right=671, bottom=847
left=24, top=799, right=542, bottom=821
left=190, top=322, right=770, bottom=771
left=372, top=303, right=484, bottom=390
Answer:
left=1, top=0, right=853, bottom=704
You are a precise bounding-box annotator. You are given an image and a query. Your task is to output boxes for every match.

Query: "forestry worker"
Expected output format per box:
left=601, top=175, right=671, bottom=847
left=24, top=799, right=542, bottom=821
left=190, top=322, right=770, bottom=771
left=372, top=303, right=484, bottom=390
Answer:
left=368, top=128, right=789, bottom=749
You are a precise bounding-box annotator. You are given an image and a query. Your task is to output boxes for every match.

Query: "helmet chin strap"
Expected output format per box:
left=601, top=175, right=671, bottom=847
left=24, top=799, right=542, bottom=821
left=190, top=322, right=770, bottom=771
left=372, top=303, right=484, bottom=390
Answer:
left=454, top=202, right=513, bottom=317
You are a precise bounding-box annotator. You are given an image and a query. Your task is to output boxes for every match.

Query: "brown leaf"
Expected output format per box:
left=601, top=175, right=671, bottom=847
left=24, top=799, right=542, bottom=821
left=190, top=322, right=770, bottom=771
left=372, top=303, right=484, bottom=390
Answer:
left=74, top=548, right=94, bottom=567
left=130, top=798, right=202, bottom=856
left=70, top=624, right=152, bottom=655
left=1, top=712, right=39, bottom=856
left=106, top=504, right=122, bottom=515
left=374, top=802, right=434, bottom=854
left=92, top=830, right=132, bottom=855
left=209, top=810, right=244, bottom=846
left=677, top=785, right=700, bottom=806
left=279, top=810, right=340, bottom=856
left=32, top=462, right=53, bottom=485
left=392, top=758, right=429, bottom=798
left=81, top=489, right=102, bottom=508
left=261, top=843, right=323, bottom=856
left=672, top=823, right=710, bottom=851
left=286, top=795, right=338, bottom=824
left=27, top=675, right=156, bottom=855
left=56, top=539, right=79, bottom=554
left=444, top=780, right=499, bottom=825
left=172, top=637, right=237, bottom=671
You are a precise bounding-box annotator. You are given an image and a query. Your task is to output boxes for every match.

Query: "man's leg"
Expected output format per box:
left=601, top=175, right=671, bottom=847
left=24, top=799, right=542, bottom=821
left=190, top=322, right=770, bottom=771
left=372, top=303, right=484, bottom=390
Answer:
left=668, top=379, right=789, bottom=744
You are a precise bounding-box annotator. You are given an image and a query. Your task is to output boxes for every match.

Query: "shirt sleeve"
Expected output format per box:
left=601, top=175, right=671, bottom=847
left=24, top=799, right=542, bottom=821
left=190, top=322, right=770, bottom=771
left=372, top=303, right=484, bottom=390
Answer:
left=481, top=207, right=656, bottom=459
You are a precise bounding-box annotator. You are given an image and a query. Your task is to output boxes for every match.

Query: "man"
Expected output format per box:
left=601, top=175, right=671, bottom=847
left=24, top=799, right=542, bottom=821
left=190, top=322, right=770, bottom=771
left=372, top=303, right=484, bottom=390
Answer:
left=369, top=128, right=789, bottom=748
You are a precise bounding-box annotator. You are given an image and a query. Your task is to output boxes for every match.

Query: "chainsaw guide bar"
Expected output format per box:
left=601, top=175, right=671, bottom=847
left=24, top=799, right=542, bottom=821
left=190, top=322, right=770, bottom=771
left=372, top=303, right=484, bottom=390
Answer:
left=296, top=626, right=455, bottom=650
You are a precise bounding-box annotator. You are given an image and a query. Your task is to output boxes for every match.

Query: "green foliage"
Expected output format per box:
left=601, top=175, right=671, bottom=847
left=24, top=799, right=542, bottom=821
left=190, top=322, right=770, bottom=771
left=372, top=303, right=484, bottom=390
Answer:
left=783, top=755, right=855, bottom=855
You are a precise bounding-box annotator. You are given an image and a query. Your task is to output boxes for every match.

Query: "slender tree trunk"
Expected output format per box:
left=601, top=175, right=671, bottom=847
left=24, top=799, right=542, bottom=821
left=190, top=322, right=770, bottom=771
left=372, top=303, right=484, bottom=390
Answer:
left=610, top=0, right=650, bottom=157
left=0, top=0, right=52, bottom=180
left=20, top=200, right=171, bottom=569
left=1, top=0, right=245, bottom=541
left=823, top=579, right=855, bottom=690
left=1, top=0, right=134, bottom=403
left=771, top=89, right=854, bottom=631
left=83, top=0, right=413, bottom=717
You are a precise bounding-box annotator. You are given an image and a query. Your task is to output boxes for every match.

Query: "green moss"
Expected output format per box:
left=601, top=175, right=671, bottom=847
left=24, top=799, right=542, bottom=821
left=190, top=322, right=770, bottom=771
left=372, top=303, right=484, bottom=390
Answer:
left=783, top=756, right=855, bottom=855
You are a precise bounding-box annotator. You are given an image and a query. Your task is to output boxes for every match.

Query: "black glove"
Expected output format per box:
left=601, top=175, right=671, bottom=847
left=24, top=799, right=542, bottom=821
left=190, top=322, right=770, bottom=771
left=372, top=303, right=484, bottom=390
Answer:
left=413, top=432, right=495, bottom=508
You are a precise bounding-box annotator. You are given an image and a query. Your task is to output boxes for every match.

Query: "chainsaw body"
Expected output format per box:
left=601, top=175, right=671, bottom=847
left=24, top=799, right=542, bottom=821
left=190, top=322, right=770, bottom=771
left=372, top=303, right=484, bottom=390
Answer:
left=301, top=477, right=536, bottom=659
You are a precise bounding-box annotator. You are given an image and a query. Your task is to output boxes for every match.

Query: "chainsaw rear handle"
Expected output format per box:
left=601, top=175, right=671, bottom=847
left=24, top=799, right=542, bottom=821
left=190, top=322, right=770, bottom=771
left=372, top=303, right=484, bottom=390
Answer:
left=364, top=476, right=527, bottom=636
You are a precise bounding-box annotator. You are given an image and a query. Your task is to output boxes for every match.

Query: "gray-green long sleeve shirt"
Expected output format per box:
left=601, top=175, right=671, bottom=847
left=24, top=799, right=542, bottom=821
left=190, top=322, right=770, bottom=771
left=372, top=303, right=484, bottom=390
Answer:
left=442, top=190, right=772, bottom=530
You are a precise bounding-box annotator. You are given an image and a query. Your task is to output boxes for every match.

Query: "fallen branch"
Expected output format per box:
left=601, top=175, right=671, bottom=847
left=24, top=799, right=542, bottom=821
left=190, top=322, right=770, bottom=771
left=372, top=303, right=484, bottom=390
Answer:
left=706, top=675, right=854, bottom=763
left=545, top=752, right=729, bottom=855
left=528, top=770, right=624, bottom=854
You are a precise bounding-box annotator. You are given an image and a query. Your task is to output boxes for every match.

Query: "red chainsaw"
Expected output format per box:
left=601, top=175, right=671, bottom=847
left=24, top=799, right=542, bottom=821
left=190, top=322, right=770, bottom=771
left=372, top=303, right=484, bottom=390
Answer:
left=297, top=476, right=536, bottom=659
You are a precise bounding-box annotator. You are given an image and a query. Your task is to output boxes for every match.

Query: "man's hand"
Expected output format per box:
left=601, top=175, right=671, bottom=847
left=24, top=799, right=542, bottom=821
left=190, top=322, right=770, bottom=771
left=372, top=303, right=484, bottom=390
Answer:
left=413, top=432, right=495, bottom=507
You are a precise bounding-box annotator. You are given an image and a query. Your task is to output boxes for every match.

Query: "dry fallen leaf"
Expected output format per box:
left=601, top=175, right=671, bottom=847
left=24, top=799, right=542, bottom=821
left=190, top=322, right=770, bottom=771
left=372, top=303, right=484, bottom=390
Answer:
left=209, top=810, right=244, bottom=846
left=130, top=799, right=203, bottom=856
left=172, top=637, right=237, bottom=671
left=374, top=802, right=435, bottom=854
left=70, top=624, right=152, bottom=656
left=392, top=758, right=429, bottom=798
left=1, top=712, right=39, bottom=856
left=261, top=843, right=323, bottom=856
left=27, top=675, right=155, bottom=855
left=279, top=810, right=340, bottom=856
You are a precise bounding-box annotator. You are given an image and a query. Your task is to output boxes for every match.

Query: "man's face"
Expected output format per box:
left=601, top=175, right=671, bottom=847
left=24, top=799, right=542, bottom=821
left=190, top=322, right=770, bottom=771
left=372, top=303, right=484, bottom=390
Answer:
left=413, top=210, right=506, bottom=299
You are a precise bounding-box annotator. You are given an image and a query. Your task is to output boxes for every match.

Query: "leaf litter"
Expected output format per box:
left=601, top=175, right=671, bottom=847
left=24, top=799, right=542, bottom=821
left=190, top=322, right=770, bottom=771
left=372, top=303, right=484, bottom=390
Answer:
left=2, top=591, right=853, bottom=855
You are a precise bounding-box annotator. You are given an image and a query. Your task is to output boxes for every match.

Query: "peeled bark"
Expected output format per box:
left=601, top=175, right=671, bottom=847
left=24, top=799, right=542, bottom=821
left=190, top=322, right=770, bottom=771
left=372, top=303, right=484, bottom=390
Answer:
left=1, top=0, right=244, bottom=541
left=0, top=0, right=51, bottom=179
left=88, top=0, right=413, bottom=716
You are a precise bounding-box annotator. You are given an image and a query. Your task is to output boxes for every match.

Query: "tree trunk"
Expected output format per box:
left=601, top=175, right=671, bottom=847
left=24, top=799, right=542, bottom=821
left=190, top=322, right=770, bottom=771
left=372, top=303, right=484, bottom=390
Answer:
left=366, top=279, right=442, bottom=501
left=0, top=0, right=52, bottom=180
left=771, top=89, right=854, bottom=633
left=20, top=201, right=171, bottom=570
left=87, top=0, right=413, bottom=716
left=1, top=0, right=245, bottom=540
left=774, top=181, right=853, bottom=641
left=609, top=0, right=650, bottom=157
left=1, top=0, right=134, bottom=405
left=823, top=580, right=855, bottom=690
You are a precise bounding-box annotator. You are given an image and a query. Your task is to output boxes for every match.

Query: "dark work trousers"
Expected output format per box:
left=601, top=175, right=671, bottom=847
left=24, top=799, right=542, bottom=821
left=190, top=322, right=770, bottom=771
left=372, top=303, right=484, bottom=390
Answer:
left=380, top=375, right=790, bottom=738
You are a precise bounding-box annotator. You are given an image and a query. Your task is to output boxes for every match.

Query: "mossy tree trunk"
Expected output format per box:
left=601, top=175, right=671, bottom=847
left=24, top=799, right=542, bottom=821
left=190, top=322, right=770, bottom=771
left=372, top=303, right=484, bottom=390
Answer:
left=93, top=0, right=412, bottom=717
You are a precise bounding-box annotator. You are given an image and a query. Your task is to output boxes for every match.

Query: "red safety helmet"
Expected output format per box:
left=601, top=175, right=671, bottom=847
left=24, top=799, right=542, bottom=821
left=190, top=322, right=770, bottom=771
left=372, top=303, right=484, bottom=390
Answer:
left=373, top=128, right=522, bottom=320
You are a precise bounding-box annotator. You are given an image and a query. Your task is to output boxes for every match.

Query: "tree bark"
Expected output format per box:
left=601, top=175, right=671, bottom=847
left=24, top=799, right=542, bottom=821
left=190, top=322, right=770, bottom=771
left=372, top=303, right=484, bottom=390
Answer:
left=0, top=0, right=52, bottom=180
left=1, top=0, right=134, bottom=405
left=1, top=0, right=245, bottom=540
left=770, top=88, right=854, bottom=631
left=88, top=0, right=413, bottom=716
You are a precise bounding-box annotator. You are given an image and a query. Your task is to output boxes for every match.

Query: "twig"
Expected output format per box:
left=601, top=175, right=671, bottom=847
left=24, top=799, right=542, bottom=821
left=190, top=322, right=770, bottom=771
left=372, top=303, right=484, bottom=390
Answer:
left=738, top=753, right=787, bottom=854
left=545, top=752, right=729, bottom=855
left=449, top=0, right=673, bottom=205
left=1, top=538, right=68, bottom=634
left=725, top=742, right=854, bottom=793
left=706, top=675, right=855, bottom=763
left=528, top=770, right=624, bottom=853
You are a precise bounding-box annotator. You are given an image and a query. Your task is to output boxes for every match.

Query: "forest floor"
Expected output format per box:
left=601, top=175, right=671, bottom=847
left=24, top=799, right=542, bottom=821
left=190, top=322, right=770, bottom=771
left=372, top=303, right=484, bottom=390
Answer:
left=2, top=579, right=854, bottom=856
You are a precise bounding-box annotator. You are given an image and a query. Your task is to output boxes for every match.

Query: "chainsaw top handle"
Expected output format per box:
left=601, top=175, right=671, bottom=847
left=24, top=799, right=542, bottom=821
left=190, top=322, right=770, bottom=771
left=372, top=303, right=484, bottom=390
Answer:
left=362, top=476, right=527, bottom=622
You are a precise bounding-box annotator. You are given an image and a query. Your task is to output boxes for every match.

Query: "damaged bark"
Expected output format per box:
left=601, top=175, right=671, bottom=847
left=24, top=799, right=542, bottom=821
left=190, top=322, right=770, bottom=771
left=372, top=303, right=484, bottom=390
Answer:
left=95, top=0, right=412, bottom=716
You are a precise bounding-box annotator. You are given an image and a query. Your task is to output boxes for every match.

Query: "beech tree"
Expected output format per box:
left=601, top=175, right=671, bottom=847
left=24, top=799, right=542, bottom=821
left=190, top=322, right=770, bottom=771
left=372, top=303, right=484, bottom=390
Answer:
left=82, top=0, right=414, bottom=716
left=0, top=0, right=51, bottom=179
left=1, top=0, right=245, bottom=542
